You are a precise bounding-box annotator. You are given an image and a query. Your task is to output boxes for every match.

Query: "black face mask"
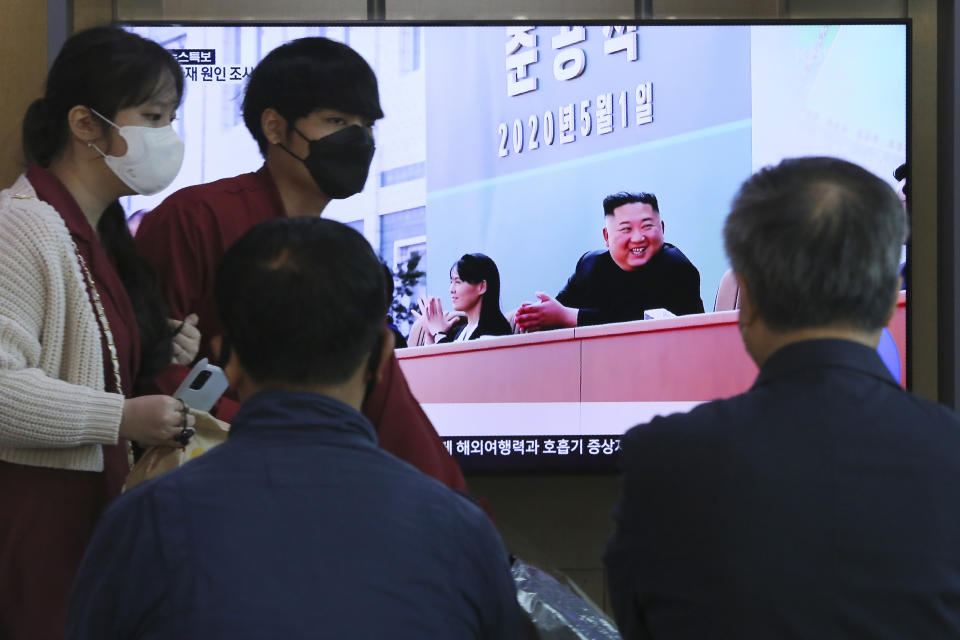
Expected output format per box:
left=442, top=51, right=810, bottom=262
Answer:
left=280, top=125, right=375, bottom=199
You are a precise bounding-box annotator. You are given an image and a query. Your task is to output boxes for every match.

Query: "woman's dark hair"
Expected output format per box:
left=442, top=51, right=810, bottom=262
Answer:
left=450, top=253, right=511, bottom=339
left=22, top=26, right=184, bottom=167
left=22, top=26, right=184, bottom=388
left=242, top=37, right=384, bottom=155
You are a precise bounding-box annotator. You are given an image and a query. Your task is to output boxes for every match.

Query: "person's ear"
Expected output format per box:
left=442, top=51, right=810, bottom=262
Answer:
left=602, top=226, right=610, bottom=247
left=734, top=275, right=768, bottom=367
left=478, top=280, right=487, bottom=296
left=261, top=108, right=289, bottom=146
left=222, top=345, right=249, bottom=394
left=661, top=219, right=665, bottom=234
left=735, top=274, right=756, bottom=326
left=67, top=106, right=106, bottom=145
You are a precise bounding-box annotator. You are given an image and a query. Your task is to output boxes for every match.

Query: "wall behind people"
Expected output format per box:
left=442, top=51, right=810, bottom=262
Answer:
left=0, top=1, right=46, bottom=187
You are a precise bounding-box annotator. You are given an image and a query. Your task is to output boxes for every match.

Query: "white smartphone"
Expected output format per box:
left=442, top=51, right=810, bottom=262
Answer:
left=173, top=358, right=229, bottom=412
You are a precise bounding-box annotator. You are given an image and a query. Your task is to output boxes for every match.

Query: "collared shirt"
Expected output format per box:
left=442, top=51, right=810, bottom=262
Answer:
left=136, top=166, right=285, bottom=367
left=67, top=390, right=527, bottom=639
left=454, top=322, right=479, bottom=342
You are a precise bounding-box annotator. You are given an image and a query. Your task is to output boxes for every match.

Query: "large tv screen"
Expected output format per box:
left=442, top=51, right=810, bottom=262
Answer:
left=124, top=22, right=909, bottom=471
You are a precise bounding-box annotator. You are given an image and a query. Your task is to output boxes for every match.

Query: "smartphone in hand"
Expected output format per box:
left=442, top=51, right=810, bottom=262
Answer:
left=173, top=358, right=229, bottom=412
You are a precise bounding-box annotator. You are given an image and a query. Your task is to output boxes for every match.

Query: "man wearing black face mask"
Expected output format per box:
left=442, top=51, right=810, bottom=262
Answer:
left=278, top=124, right=376, bottom=199
left=136, top=37, right=468, bottom=492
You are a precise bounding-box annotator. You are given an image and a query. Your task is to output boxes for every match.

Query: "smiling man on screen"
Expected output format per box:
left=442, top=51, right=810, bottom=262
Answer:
left=514, top=192, right=704, bottom=331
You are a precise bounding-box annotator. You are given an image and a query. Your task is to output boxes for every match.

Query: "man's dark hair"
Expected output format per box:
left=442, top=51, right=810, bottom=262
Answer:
left=724, top=156, right=904, bottom=332
left=603, top=192, right=659, bottom=217
left=215, top=217, right=388, bottom=386
left=241, top=37, right=384, bottom=154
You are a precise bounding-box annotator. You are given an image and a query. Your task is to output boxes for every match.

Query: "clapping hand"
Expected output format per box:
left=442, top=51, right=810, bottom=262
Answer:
left=412, top=296, right=461, bottom=341
left=514, top=293, right=578, bottom=332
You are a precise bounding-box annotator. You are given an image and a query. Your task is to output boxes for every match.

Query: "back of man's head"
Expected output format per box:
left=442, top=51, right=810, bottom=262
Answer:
left=242, top=37, right=384, bottom=154
left=724, top=156, right=905, bottom=332
left=603, top=191, right=659, bottom=216
left=215, top=217, right=388, bottom=387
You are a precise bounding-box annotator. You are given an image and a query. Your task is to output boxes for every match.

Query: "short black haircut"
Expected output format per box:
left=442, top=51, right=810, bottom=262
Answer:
left=894, top=162, right=908, bottom=197
left=215, top=217, right=388, bottom=387
left=242, top=37, right=384, bottom=155
left=724, top=156, right=904, bottom=332
left=603, top=192, right=659, bottom=217
left=893, top=163, right=907, bottom=182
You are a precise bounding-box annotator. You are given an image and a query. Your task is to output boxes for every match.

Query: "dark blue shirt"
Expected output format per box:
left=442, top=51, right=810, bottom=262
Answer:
left=67, top=391, right=527, bottom=639
left=606, top=339, right=960, bottom=639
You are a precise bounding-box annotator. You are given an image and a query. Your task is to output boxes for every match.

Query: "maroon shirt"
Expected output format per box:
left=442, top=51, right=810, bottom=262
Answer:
left=136, top=167, right=467, bottom=491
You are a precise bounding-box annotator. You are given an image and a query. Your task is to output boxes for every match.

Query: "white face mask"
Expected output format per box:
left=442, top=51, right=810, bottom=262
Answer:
left=89, top=108, right=184, bottom=196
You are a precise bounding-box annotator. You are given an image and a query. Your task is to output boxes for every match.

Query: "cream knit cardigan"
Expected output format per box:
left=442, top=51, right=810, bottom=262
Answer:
left=0, top=175, right=124, bottom=472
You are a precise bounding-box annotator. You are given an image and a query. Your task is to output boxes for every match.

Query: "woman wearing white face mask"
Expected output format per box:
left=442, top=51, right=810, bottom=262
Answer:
left=0, top=26, right=198, bottom=639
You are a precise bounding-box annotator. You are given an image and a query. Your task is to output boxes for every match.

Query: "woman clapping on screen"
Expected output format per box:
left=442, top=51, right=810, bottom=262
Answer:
left=414, top=253, right=512, bottom=344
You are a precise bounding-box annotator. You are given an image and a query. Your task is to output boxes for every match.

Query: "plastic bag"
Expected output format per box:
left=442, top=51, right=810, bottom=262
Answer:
left=511, top=557, right=622, bottom=640
left=123, top=409, right=229, bottom=491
